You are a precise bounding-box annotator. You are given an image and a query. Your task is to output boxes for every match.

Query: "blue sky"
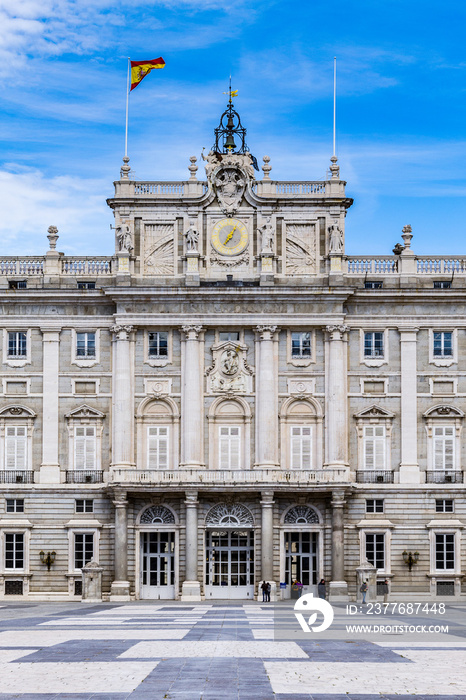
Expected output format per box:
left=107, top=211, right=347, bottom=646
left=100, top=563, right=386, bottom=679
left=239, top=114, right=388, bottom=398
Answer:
left=1, top=0, right=466, bottom=256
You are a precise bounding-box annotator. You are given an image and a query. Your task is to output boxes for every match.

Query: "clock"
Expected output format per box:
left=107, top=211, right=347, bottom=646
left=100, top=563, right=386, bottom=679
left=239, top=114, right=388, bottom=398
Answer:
left=211, top=218, right=249, bottom=256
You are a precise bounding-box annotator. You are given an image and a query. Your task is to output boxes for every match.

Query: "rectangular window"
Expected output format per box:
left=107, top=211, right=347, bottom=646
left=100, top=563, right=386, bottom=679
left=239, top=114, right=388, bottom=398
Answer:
left=76, top=332, right=96, bottom=358
left=5, top=426, right=27, bottom=470
left=364, top=281, right=383, bottom=289
left=219, top=332, right=240, bottom=341
left=77, top=282, right=96, bottom=289
left=433, top=426, right=454, bottom=470
left=75, top=499, right=94, bottom=513
left=6, top=498, right=24, bottom=513
left=147, top=426, right=169, bottom=469
left=365, top=533, right=385, bottom=570
left=363, top=426, right=386, bottom=469
left=74, top=427, right=96, bottom=470
left=433, top=332, right=453, bottom=357
left=366, top=499, right=384, bottom=514
left=291, top=332, right=311, bottom=358
left=291, top=426, right=312, bottom=469
left=8, top=332, right=27, bottom=358
left=436, top=499, right=454, bottom=513
left=148, top=332, right=168, bottom=358
left=435, top=533, right=455, bottom=570
left=434, top=281, right=451, bottom=289
left=364, top=332, right=384, bottom=358
left=74, top=533, right=94, bottom=569
left=219, top=426, right=240, bottom=469
left=5, top=533, right=24, bottom=569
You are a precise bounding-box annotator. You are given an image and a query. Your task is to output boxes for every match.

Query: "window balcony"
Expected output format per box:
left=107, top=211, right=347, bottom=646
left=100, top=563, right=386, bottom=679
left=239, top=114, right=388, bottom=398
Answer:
left=65, top=470, right=103, bottom=484
left=356, top=470, right=394, bottom=484
left=426, top=470, right=463, bottom=484
left=0, top=470, right=35, bottom=484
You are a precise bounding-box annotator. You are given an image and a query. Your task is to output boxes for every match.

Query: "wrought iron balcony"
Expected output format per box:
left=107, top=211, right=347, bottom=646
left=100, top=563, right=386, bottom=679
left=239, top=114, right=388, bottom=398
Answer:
left=0, top=470, right=35, bottom=484
left=426, top=470, right=463, bottom=484
left=356, top=470, right=394, bottom=484
left=65, top=470, right=104, bottom=484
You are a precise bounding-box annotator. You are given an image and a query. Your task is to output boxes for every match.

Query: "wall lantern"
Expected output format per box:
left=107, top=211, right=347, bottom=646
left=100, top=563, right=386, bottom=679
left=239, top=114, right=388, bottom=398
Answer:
left=402, top=550, right=419, bottom=571
left=40, top=550, right=56, bottom=571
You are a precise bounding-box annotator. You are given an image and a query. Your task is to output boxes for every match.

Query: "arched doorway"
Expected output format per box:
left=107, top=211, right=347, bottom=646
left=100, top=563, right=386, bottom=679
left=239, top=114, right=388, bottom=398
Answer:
left=204, top=503, right=255, bottom=600
left=137, top=505, right=178, bottom=600
left=281, top=505, right=323, bottom=598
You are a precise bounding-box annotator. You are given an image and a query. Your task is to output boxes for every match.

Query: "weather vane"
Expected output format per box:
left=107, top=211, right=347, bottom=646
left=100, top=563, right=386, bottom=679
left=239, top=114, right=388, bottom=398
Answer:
left=223, top=76, right=238, bottom=104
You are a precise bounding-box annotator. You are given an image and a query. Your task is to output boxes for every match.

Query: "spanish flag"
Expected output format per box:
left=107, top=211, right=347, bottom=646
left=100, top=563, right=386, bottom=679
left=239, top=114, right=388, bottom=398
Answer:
left=130, top=58, right=165, bottom=91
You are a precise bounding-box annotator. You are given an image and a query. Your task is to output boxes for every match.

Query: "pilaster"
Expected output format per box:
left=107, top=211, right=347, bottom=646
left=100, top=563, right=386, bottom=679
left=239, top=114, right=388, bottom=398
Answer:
left=181, top=490, right=202, bottom=601
left=110, top=325, right=135, bottom=471
left=399, top=327, right=420, bottom=483
left=110, top=490, right=131, bottom=601
left=180, top=326, right=205, bottom=468
left=324, top=325, right=349, bottom=471
left=40, top=328, right=61, bottom=484
left=255, top=326, right=279, bottom=469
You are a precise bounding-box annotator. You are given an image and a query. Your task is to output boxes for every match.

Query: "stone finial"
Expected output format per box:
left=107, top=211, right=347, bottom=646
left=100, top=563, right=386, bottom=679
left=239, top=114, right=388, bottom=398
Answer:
left=120, top=156, right=131, bottom=179
left=262, top=155, right=272, bottom=180
left=329, top=155, right=340, bottom=179
left=47, top=226, right=59, bottom=250
left=188, top=156, right=198, bottom=181
left=401, top=224, right=413, bottom=249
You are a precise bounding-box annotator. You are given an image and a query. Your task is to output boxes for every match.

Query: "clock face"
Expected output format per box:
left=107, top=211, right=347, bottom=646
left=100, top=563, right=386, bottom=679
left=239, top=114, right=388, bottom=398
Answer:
left=211, top=218, right=249, bottom=256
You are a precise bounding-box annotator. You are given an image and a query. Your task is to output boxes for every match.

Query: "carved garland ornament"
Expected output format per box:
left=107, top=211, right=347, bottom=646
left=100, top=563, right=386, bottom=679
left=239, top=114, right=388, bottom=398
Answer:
left=205, top=503, right=254, bottom=527
left=284, top=505, right=319, bottom=525
left=140, top=505, right=176, bottom=524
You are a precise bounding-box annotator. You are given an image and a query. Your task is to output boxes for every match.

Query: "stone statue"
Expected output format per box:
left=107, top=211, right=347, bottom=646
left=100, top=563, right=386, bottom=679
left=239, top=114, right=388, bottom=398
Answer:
left=117, top=221, right=133, bottom=253
left=222, top=349, right=239, bottom=375
left=259, top=217, right=274, bottom=253
left=328, top=221, right=343, bottom=253
left=184, top=222, right=199, bottom=252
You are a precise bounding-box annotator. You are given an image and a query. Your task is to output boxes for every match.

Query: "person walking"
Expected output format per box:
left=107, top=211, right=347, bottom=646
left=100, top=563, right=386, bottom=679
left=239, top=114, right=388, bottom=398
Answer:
left=266, top=581, right=271, bottom=602
left=360, top=580, right=368, bottom=604
left=317, top=579, right=326, bottom=599
left=381, top=578, right=389, bottom=604
left=261, top=581, right=268, bottom=602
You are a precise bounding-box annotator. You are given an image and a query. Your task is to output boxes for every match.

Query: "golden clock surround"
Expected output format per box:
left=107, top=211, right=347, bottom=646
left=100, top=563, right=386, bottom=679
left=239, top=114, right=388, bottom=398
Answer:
left=211, top=218, right=249, bottom=257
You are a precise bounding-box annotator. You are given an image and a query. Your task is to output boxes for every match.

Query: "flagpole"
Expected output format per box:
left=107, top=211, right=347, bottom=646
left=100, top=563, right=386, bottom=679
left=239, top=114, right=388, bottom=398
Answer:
left=333, top=56, right=336, bottom=157
left=125, top=58, right=130, bottom=158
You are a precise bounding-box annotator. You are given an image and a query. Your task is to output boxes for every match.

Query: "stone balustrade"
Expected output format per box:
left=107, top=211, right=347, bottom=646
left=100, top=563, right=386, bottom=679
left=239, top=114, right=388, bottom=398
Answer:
left=0, top=259, right=44, bottom=275
left=61, top=258, right=113, bottom=275
left=347, top=257, right=399, bottom=274
left=109, top=468, right=350, bottom=486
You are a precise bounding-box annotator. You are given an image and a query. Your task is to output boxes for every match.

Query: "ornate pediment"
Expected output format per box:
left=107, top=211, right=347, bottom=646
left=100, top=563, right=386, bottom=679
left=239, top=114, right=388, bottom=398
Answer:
left=65, top=404, right=105, bottom=419
left=423, top=404, right=464, bottom=418
left=354, top=405, right=395, bottom=419
left=0, top=405, right=36, bottom=418
left=206, top=341, right=253, bottom=395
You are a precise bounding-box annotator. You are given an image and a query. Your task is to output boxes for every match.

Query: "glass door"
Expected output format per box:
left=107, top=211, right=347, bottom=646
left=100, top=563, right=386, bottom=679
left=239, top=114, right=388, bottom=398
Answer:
left=205, top=529, right=254, bottom=599
left=140, top=531, right=175, bottom=599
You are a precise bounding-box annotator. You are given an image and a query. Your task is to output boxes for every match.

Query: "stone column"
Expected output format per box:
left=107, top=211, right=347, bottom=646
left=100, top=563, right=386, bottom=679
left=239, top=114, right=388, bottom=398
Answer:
left=110, top=490, right=130, bottom=600
left=181, top=490, right=201, bottom=601
left=399, top=328, right=420, bottom=483
left=329, top=489, right=348, bottom=600
left=260, top=490, right=276, bottom=601
left=110, top=325, right=134, bottom=470
left=181, top=326, right=204, bottom=468
left=255, top=326, right=278, bottom=469
left=325, top=325, right=349, bottom=470
left=40, top=328, right=61, bottom=483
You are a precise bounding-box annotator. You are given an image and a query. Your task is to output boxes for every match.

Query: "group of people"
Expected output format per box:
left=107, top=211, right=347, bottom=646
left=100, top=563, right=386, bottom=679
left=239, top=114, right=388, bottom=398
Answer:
left=260, top=581, right=272, bottom=602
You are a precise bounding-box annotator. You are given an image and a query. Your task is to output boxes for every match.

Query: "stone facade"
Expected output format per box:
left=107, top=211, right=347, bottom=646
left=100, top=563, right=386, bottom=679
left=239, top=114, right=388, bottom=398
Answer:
left=0, top=101, right=465, bottom=602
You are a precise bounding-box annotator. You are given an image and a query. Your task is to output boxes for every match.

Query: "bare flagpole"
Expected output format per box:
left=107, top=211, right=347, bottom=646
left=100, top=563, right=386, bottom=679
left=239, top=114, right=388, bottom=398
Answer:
left=125, top=58, right=130, bottom=158
left=333, top=56, right=337, bottom=157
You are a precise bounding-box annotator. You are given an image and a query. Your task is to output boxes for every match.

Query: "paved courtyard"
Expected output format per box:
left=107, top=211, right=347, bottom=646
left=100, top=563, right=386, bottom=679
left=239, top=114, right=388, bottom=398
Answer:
left=0, top=601, right=465, bottom=699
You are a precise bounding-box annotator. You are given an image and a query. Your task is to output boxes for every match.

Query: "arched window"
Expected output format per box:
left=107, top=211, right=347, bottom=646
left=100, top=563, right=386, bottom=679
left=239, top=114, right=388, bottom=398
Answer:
left=283, top=505, right=320, bottom=525
left=205, top=503, right=254, bottom=527
left=139, top=505, right=176, bottom=524
left=136, top=397, right=179, bottom=470
left=208, top=398, right=251, bottom=470
left=279, top=397, right=323, bottom=470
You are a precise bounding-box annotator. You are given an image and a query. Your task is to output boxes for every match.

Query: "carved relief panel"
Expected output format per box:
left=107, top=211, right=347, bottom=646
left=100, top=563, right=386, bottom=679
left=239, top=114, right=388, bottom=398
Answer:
left=206, top=341, right=254, bottom=394
left=284, top=222, right=317, bottom=275
left=143, top=223, right=175, bottom=275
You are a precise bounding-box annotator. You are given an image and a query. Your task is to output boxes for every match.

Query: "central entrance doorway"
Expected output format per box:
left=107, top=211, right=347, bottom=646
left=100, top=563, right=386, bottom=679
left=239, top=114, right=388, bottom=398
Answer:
left=205, top=529, right=255, bottom=599
left=284, top=531, right=318, bottom=592
left=140, top=531, right=175, bottom=599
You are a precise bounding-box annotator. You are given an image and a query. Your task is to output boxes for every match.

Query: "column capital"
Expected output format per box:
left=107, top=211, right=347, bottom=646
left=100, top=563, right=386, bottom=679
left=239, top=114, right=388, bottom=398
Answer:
left=325, top=324, right=349, bottom=338
left=260, top=490, right=274, bottom=505
left=331, top=489, right=346, bottom=507
left=184, top=490, right=199, bottom=506
left=110, top=324, right=134, bottom=338
left=398, top=327, right=419, bottom=337
left=112, top=489, right=128, bottom=507
left=255, top=325, right=278, bottom=340
left=181, top=325, right=204, bottom=340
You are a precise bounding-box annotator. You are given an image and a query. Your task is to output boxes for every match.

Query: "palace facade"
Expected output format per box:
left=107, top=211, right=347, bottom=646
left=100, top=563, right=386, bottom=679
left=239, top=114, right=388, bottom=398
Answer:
left=0, top=99, right=465, bottom=602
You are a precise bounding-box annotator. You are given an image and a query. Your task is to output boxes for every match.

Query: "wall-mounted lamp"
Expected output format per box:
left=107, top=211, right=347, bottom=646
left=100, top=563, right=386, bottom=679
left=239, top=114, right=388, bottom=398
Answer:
left=402, top=550, right=419, bottom=571
left=40, top=550, right=56, bottom=571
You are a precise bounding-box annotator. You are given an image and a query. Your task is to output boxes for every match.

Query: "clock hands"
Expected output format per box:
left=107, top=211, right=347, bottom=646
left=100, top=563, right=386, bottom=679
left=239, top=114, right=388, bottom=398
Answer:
left=224, top=224, right=238, bottom=244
